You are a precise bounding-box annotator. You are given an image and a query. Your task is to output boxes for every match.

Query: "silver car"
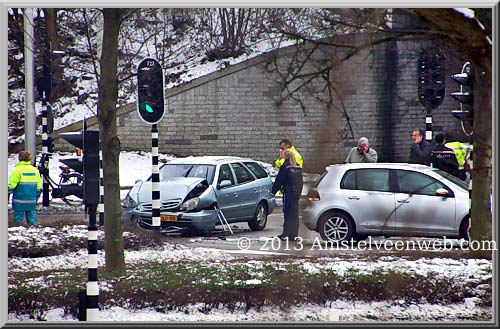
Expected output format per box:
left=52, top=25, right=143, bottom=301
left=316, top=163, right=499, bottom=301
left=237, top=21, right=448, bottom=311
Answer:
left=122, top=156, right=276, bottom=236
left=303, top=163, right=470, bottom=242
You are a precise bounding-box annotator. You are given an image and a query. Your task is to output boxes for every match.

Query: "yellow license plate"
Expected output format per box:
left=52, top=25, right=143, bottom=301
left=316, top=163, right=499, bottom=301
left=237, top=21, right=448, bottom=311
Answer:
left=160, top=215, right=178, bottom=222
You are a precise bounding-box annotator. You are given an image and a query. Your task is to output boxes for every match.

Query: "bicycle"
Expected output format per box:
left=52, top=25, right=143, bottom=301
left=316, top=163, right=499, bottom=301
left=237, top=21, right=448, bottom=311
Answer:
left=37, top=153, right=84, bottom=207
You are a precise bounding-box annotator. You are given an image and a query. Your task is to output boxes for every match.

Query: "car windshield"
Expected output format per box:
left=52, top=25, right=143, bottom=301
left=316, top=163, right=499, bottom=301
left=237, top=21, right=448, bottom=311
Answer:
left=157, top=164, right=216, bottom=183
left=431, top=168, right=468, bottom=191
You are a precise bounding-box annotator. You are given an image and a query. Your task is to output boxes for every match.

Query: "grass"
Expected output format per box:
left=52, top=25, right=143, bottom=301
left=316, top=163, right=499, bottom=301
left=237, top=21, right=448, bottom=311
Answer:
left=8, top=223, right=493, bottom=320
left=9, top=259, right=491, bottom=320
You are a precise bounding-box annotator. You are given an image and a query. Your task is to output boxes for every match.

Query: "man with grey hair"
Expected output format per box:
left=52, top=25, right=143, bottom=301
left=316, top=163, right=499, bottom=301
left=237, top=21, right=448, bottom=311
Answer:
left=345, top=137, right=378, bottom=163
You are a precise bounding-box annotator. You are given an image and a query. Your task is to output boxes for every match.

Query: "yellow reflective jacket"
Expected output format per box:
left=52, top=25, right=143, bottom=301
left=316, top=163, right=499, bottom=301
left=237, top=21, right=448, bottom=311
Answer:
left=275, top=146, right=303, bottom=170
left=445, top=141, right=467, bottom=169
left=8, top=161, right=42, bottom=211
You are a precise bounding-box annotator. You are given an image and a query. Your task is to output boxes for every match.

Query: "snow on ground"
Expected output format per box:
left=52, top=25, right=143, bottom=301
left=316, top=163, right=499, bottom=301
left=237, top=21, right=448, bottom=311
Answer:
left=8, top=225, right=492, bottom=284
left=7, top=222, right=493, bottom=322
left=7, top=300, right=492, bottom=322
left=7, top=151, right=493, bottom=323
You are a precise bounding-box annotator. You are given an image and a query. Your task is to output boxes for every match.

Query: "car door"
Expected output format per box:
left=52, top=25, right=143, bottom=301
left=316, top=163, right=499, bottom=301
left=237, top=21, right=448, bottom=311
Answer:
left=394, top=169, right=456, bottom=235
left=340, top=168, right=396, bottom=231
left=230, top=162, right=258, bottom=220
left=214, top=163, right=240, bottom=220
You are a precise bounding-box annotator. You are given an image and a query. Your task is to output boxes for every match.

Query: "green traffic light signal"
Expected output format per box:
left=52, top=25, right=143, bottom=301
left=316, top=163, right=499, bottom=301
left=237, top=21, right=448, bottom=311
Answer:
left=137, top=58, right=165, bottom=124
left=140, top=102, right=154, bottom=113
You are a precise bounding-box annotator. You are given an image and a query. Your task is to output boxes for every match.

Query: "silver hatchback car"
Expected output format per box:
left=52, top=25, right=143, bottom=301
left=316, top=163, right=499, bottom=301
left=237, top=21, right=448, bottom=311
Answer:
left=122, top=156, right=276, bottom=236
left=303, top=163, right=470, bottom=242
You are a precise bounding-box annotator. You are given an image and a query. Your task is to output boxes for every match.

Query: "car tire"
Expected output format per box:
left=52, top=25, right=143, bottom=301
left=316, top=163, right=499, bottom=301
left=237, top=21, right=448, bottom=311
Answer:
left=459, top=217, right=470, bottom=240
left=248, top=202, right=268, bottom=231
left=318, top=211, right=355, bottom=242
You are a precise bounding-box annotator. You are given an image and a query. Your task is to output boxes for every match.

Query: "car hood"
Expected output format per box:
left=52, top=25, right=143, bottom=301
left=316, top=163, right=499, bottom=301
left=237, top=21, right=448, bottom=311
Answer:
left=128, top=177, right=210, bottom=204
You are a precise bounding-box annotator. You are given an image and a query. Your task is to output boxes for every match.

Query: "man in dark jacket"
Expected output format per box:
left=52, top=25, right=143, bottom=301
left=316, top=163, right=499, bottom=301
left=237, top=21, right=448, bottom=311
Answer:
left=410, top=128, right=432, bottom=165
left=431, top=133, right=460, bottom=176
left=272, top=150, right=303, bottom=240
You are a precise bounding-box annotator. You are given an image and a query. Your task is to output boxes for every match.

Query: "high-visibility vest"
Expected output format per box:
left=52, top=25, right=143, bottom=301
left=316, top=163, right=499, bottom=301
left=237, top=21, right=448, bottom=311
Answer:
left=445, top=141, right=467, bottom=170
left=275, top=146, right=303, bottom=170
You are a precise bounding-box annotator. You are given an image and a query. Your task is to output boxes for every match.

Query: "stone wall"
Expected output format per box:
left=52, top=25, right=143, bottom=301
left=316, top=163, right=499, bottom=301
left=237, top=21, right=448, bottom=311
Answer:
left=54, top=37, right=468, bottom=174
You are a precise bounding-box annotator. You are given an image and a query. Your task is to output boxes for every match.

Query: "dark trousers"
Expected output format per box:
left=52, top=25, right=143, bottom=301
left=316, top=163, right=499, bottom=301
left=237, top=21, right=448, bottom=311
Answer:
left=282, top=194, right=300, bottom=238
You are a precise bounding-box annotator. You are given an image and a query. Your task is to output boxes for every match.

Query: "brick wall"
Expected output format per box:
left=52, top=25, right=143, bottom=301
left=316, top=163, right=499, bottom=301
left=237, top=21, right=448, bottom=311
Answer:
left=54, top=38, right=468, bottom=174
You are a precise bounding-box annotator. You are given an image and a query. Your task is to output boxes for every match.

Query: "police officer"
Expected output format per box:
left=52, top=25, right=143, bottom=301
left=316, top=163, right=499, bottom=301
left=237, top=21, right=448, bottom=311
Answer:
left=431, top=133, right=460, bottom=177
left=275, top=139, right=303, bottom=170
left=445, top=134, right=468, bottom=180
left=272, top=150, right=303, bottom=240
left=8, top=151, right=42, bottom=226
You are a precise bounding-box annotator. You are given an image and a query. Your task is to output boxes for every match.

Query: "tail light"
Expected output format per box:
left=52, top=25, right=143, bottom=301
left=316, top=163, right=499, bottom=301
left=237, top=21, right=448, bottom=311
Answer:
left=307, top=188, right=320, bottom=201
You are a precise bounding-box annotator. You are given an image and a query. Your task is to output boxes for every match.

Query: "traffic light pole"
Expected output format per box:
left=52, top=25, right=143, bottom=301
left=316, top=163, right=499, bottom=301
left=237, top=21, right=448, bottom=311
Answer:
left=98, top=150, right=104, bottom=226
left=41, top=96, right=51, bottom=206
left=425, top=106, right=432, bottom=142
left=86, top=203, right=99, bottom=321
left=152, top=124, right=160, bottom=227
left=136, top=58, right=164, bottom=227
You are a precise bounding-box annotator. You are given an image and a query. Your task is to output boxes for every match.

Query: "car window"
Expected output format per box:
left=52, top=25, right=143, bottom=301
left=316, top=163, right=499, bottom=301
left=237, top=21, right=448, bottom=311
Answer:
left=357, top=169, right=390, bottom=192
left=341, top=169, right=389, bottom=192
left=159, top=164, right=215, bottom=183
left=340, top=170, right=356, bottom=189
left=230, top=163, right=255, bottom=185
left=243, top=162, right=268, bottom=179
left=431, top=168, right=468, bottom=191
left=217, top=164, right=235, bottom=186
left=396, top=170, right=447, bottom=196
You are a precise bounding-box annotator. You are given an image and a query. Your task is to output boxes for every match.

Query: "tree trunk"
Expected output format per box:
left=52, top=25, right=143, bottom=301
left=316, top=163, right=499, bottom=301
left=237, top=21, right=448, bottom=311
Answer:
left=44, top=8, right=60, bottom=52
left=97, top=8, right=126, bottom=275
left=44, top=8, right=63, bottom=100
left=469, top=74, right=492, bottom=243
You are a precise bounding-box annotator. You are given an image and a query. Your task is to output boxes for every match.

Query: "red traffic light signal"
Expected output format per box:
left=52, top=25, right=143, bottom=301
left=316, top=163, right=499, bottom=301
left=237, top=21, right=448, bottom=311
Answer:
left=137, top=58, right=165, bottom=124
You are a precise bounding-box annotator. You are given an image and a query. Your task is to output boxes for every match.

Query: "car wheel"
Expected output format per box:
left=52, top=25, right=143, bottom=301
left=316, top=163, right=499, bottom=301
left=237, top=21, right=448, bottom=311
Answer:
left=459, top=217, right=470, bottom=240
left=248, top=202, right=268, bottom=231
left=318, top=211, right=355, bottom=242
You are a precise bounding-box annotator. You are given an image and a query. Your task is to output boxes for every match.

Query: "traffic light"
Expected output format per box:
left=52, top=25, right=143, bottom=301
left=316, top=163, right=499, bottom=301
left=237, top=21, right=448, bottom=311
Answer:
left=418, top=49, right=446, bottom=109
left=36, top=50, right=65, bottom=100
left=451, top=61, right=474, bottom=125
left=137, top=58, right=165, bottom=124
left=60, top=131, right=100, bottom=205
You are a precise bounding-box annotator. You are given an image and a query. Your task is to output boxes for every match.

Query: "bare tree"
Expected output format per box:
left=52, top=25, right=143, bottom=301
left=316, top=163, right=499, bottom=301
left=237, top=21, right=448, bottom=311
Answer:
left=197, top=8, right=270, bottom=59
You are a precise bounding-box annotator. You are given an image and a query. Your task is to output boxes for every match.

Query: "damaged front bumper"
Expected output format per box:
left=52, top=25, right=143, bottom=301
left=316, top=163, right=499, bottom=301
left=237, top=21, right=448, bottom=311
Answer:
left=133, top=209, right=220, bottom=233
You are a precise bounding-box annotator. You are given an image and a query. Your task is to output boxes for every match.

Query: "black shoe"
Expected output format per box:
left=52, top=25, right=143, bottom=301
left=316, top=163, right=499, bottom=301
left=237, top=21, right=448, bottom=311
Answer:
left=275, top=234, right=287, bottom=240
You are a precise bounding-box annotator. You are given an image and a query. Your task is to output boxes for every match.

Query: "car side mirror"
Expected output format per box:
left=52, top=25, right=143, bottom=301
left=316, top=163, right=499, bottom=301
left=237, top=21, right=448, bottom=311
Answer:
left=218, top=180, right=232, bottom=189
left=436, top=188, right=449, bottom=197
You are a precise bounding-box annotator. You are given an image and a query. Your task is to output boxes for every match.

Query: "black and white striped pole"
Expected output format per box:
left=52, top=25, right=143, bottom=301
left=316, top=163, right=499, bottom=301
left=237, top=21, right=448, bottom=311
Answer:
left=98, top=150, right=104, bottom=226
left=60, top=129, right=100, bottom=321
left=41, top=100, right=51, bottom=206
left=86, top=204, right=99, bottom=321
left=152, top=124, right=160, bottom=227
left=425, top=112, right=432, bottom=142
left=137, top=58, right=165, bottom=228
